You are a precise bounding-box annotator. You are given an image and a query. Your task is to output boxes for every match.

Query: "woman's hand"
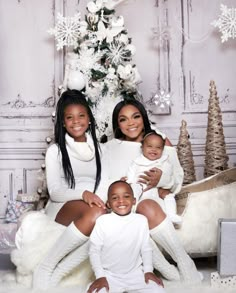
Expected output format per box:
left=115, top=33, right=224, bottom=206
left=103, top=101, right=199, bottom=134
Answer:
left=82, top=190, right=106, bottom=209
left=87, top=277, right=109, bottom=293
left=144, top=272, right=164, bottom=287
left=138, top=168, right=162, bottom=191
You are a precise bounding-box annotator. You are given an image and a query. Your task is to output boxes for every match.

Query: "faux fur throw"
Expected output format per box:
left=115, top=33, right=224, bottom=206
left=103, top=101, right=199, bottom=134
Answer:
left=11, top=211, right=94, bottom=288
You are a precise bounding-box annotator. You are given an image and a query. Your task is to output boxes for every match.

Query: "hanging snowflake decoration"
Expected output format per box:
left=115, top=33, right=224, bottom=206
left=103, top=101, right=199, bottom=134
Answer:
left=152, top=25, right=171, bottom=49
left=211, top=4, right=236, bottom=43
left=146, top=89, right=172, bottom=115
left=48, top=13, right=82, bottom=50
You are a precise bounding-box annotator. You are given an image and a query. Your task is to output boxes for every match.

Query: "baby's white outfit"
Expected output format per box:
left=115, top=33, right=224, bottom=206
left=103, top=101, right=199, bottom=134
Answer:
left=89, top=212, right=165, bottom=293
left=127, top=154, right=182, bottom=224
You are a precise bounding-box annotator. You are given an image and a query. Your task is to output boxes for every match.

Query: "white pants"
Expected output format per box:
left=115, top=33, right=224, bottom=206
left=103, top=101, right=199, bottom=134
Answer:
left=130, top=183, right=166, bottom=212
left=89, top=269, right=165, bottom=293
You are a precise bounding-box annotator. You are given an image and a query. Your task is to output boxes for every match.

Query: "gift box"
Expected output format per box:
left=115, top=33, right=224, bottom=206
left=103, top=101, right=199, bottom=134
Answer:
left=217, top=218, right=236, bottom=276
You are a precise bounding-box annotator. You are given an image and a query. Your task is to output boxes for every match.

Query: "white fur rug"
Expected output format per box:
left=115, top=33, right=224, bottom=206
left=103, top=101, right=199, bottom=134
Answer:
left=0, top=261, right=235, bottom=293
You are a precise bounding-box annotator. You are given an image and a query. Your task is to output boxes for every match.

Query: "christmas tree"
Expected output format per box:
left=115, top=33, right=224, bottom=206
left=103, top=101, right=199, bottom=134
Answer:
left=36, top=0, right=143, bottom=201
left=49, top=0, right=142, bottom=138
left=204, top=80, right=229, bottom=178
left=177, top=120, right=196, bottom=185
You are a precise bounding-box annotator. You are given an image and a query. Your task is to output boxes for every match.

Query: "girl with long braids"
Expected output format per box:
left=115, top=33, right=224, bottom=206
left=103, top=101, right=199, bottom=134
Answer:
left=33, top=89, right=107, bottom=289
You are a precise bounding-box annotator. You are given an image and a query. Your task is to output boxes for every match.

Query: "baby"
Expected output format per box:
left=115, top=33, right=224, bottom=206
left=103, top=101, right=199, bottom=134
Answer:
left=126, top=130, right=182, bottom=224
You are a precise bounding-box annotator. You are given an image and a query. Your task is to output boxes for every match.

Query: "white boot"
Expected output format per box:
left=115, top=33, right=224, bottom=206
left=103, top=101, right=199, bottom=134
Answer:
left=150, top=238, right=180, bottom=281
left=150, top=217, right=202, bottom=284
left=49, top=241, right=89, bottom=287
left=164, top=194, right=182, bottom=225
left=33, top=222, right=88, bottom=290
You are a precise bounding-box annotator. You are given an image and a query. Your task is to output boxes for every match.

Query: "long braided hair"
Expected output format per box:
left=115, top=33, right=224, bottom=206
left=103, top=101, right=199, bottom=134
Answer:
left=54, top=89, right=101, bottom=192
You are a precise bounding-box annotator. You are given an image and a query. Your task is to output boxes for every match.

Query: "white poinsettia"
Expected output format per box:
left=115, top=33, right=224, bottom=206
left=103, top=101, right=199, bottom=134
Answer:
left=117, top=64, right=133, bottom=80
left=96, top=20, right=124, bottom=43
left=119, top=33, right=129, bottom=45
left=87, top=0, right=103, bottom=14
left=126, top=44, right=136, bottom=55
left=79, top=21, right=89, bottom=36
left=77, top=46, right=103, bottom=77
left=86, top=81, right=104, bottom=102
left=117, top=64, right=141, bottom=88
left=111, top=15, right=124, bottom=27
left=105, top=67, right=119, bottom=91
left=103, top=0, right=127, bottom=10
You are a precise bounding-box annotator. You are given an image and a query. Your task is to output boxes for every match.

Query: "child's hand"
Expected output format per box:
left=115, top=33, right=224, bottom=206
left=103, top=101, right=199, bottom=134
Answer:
left=120, top=176, right=128, bottom=181
left=87, top=277, right=109, bottom=293
left=82, top=190, right=106, bottom=209
left=144, top=272, right=164, bottom=287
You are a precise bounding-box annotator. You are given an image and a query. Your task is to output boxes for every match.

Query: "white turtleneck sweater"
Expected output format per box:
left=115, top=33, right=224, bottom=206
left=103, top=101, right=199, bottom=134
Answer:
left=45, top=134, right=103, bottom=219
left=89, top=212, right=153, bottom=279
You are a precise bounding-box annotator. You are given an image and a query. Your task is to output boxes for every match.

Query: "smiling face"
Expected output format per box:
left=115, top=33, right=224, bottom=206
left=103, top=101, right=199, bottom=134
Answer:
left=63, top=104, right=90, bottom=142
left=118, top=105, right=144, bottom=142
left=142, top=134, right=164, bottom=161
left=107, top=181, right=136, bottom=216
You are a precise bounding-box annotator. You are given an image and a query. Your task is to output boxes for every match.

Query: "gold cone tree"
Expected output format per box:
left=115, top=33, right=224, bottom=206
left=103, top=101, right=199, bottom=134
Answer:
left=204, top=80, right=229, bottom=178
left=177, top=120, right=196, bottom=185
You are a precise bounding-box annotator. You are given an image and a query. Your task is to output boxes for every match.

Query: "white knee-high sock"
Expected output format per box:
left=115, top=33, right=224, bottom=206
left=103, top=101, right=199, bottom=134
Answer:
left=33, top=222, right=88, bottom=290
left=49, top=241, right=90, bottom=287
left=164, top=194, right=182, bottom=225
left=150, top=238, right=180, bottom=281
left=150, top=217, right=201, bottom=284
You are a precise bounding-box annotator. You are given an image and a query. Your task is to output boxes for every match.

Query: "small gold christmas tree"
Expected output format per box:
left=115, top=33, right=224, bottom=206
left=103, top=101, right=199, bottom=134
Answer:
left=177, top=120, right=196, bottom=185
left=204, top=80, right=229, bottom=178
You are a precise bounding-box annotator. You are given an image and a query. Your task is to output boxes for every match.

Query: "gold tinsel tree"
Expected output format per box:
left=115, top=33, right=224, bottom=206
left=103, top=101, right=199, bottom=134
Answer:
left=204, top=80, right=229, bottom=178
left=177, top=120, right=196, bottom=185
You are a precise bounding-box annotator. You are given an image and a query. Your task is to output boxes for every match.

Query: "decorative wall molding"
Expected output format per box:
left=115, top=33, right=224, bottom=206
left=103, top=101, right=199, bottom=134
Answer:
left=2, top=95, right=56, bottom=109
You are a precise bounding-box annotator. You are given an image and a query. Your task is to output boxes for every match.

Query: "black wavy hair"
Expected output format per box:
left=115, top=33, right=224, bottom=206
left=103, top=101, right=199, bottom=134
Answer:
left=54, top=89, right=101, bottom=192
left=112, top=98, right=152, bottom=139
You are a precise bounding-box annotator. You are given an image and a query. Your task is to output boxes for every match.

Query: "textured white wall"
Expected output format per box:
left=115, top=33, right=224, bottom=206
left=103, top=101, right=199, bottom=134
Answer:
left=0, top=0, right=235, bottom=218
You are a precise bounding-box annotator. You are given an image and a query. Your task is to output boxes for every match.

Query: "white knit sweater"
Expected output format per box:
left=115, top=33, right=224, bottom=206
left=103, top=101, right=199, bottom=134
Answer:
left=89, top=212, right=153, bottom=279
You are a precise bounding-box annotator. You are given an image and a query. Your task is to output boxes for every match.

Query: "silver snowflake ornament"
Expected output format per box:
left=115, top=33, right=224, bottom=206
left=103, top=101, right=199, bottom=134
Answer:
left=48, top=13, right=82, bottom=50
left=212, top=4, right=236, bottom=43
left=152, top=25, right=171, bottom=49
left=147, top=89, right=172, bottom=115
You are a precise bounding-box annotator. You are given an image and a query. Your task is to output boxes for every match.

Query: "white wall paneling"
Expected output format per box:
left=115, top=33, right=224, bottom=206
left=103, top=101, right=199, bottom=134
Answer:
left=0, top=0, right=235, bottom=219
left=0, top=0, right=64, bottom=218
